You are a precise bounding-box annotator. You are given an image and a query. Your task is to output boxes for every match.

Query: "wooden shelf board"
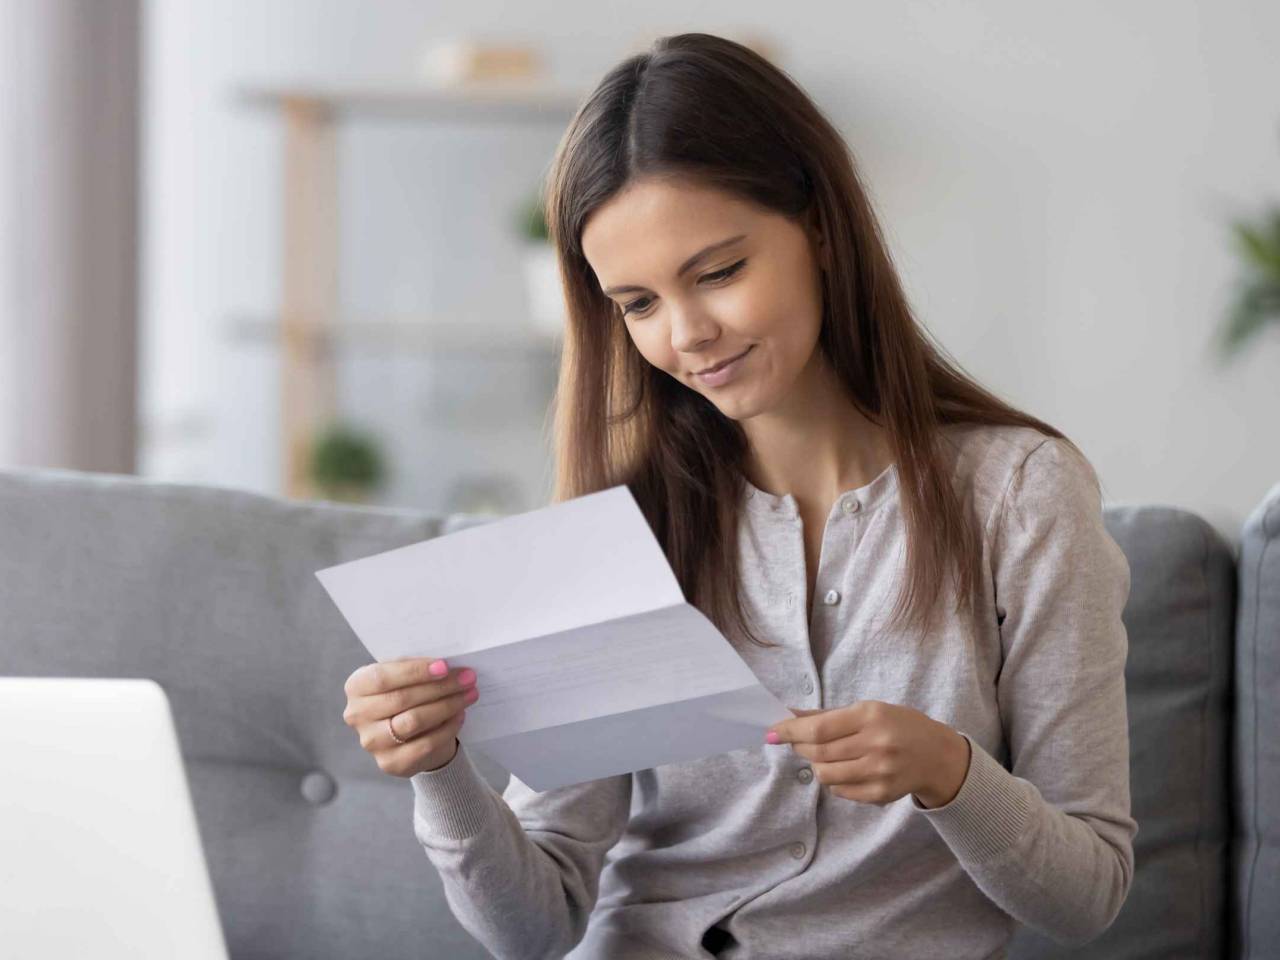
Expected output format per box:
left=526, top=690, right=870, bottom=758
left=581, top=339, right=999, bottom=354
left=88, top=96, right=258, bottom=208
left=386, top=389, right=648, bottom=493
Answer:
left=235, top=79, right=584, bottom=122
left=226, top=315, right=563, bottom=354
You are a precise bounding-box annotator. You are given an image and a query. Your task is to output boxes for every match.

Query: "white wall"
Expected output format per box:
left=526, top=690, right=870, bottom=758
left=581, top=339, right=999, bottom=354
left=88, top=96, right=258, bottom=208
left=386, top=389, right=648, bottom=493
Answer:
left=141, top=0, right=1280, bottom=543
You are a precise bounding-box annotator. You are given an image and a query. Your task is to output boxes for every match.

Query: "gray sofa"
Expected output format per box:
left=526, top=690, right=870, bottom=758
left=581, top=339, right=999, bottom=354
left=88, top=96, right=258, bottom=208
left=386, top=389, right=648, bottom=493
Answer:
left=1, top=465, right=1275, bottom=960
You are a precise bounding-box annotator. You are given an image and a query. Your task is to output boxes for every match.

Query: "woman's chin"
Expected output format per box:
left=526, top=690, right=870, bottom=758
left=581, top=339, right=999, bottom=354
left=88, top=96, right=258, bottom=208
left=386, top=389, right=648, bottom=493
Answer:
left=709, top=391, right=769, bottom=421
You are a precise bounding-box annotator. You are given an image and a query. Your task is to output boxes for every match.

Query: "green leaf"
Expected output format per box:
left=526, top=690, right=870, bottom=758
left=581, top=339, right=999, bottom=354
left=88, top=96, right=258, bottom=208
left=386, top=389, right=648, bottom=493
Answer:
left=1230, top=208, right=1280, bottom=279
left=1218, top=279, right=1280, bottom=358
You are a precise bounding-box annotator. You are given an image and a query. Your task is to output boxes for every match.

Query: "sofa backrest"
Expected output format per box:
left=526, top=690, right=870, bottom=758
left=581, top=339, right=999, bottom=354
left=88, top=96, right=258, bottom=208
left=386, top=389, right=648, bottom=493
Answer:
left=0, top=467, right=504, bottom=959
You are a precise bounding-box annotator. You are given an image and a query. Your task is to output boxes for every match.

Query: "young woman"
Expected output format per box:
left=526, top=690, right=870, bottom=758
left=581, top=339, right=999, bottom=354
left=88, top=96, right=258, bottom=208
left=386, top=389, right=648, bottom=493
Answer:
left=342, top=32, right=1136, bottom=960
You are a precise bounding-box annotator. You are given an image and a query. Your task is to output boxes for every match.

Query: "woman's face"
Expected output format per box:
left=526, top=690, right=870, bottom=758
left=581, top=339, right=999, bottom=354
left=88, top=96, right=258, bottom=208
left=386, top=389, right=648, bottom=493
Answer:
left=580, top=176, right=829, bottom=422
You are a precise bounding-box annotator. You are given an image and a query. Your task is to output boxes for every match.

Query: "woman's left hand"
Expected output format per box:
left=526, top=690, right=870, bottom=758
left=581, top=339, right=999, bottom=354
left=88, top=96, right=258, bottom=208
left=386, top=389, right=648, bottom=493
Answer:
left=765, top=700, right=971, bottom=809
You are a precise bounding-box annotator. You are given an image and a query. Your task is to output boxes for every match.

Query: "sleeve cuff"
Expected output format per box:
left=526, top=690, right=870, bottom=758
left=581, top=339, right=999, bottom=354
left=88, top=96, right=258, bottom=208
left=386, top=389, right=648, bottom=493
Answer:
left=911, top=732, right=1032, bottom=863
left=410, top=739, right=501, bottom=842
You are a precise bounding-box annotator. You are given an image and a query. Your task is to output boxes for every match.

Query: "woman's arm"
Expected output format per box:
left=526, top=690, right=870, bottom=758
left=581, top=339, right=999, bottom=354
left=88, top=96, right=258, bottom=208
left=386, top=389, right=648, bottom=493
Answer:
left=912, top=437, right=1138, bottom=947
left=411, top=740, right=632, bottom=960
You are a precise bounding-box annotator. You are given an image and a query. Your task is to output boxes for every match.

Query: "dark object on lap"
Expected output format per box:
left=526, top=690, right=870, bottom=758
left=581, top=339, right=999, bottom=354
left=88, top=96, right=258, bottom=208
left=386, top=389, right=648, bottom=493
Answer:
left=701, top=922, right=735, bottom=955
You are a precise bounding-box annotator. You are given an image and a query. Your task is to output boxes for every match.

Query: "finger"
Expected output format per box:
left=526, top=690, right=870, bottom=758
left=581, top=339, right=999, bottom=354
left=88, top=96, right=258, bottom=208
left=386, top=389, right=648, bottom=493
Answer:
left=384, top=687, right=476, bottom=747
left=379, top=708, right=467, bottom=775
left=355, top=672, right=473, bottom=723
left=827, top=773, right=900, bottom=806
left=768, top=703, right=862, bottom=745
left=346, top=656, right=460, bottom=698
left=810, top=754, right=880, bottom=788
left=788, top=734, right=865, bottom=764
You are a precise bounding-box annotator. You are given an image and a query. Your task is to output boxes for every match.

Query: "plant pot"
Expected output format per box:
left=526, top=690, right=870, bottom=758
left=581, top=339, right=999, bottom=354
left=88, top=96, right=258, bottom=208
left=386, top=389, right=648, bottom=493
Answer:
left=317, top=483, right=373, bottom=505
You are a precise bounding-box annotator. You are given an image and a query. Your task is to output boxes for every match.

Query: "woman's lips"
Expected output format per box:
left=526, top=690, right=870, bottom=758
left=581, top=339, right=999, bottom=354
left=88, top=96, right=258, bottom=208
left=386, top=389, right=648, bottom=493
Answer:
left=695, top=345, right=754, bottom=387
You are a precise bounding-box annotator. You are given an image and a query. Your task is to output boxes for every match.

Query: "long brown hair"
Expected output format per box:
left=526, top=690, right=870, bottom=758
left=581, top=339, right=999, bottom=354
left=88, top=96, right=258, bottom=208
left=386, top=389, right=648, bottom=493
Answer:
left=542, top=32, right=1085, bottom=649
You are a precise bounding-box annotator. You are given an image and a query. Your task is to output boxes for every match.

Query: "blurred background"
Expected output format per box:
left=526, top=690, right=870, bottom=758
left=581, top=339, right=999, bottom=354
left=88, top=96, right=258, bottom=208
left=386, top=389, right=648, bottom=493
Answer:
left=1, top=0, right=1277, bottom=545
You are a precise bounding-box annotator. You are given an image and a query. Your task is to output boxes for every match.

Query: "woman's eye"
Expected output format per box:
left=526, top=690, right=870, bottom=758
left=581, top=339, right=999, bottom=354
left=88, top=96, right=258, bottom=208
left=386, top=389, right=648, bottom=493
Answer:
left=620, top=259, right=747, bottom=318
left=702, top=258, right=747, bottom=283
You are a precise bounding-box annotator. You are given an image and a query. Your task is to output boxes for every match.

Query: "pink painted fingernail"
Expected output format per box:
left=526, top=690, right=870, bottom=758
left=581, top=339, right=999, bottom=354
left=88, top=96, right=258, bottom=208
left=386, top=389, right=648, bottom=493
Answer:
left=429, top=660, right=448, bottom=677
left=457, top=668, right=477, bottom=686
left=765, top=731, right=780, bottom=744
left=464, top=687, right=479, bottom=703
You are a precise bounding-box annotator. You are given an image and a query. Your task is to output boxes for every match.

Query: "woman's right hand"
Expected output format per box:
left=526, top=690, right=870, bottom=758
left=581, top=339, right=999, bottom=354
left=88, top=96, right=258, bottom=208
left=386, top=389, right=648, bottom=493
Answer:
left=342, top=656, right=479, bottom=778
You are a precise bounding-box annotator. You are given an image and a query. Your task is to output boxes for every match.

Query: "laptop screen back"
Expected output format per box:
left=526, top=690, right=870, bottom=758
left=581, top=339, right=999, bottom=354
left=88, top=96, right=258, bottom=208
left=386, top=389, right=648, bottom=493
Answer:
left=0, top=676, right=229, bottom=959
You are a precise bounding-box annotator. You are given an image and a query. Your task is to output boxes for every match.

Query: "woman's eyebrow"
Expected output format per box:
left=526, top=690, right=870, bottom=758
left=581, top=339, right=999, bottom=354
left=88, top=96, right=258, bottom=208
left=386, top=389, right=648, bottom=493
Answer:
left=602, top=233, right=748, bottom=296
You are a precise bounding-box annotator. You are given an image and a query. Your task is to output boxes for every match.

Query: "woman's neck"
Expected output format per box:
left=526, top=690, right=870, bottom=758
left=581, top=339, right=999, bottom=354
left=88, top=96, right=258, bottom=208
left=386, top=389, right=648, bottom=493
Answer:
left=740, top=356, right=893, bottom=505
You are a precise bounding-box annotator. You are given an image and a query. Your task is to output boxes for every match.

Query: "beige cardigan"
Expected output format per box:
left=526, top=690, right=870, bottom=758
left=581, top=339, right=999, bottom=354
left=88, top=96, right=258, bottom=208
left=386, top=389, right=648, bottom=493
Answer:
left=409, top=422, right=1136, bottom=960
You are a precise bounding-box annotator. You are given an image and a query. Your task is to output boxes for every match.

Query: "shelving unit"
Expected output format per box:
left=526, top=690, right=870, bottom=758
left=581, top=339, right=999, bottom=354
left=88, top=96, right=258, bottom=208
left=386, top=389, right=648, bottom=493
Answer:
left=236, top=79, right=583, bottom=498
left=226, top=315, right=562, bottom=355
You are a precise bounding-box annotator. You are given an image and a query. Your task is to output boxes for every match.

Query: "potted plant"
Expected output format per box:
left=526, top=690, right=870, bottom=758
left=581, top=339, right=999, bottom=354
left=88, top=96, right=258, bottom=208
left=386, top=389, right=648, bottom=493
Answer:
left=1216, top=204, right=1280, bottom=365
left=307, top=421, right=387, bottom=504
left=516, top=187, right=565, bottom=339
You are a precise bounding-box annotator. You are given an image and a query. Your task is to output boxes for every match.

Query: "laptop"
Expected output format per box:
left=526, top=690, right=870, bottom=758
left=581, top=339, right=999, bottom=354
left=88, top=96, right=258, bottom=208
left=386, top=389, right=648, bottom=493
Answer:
left=0, top=676, right=230, bottom=959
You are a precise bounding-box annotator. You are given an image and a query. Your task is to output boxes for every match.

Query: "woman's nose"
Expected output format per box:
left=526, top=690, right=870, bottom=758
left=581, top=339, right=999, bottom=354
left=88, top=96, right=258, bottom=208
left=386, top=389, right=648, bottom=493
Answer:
left=668, top=305, right=719, bottom=353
